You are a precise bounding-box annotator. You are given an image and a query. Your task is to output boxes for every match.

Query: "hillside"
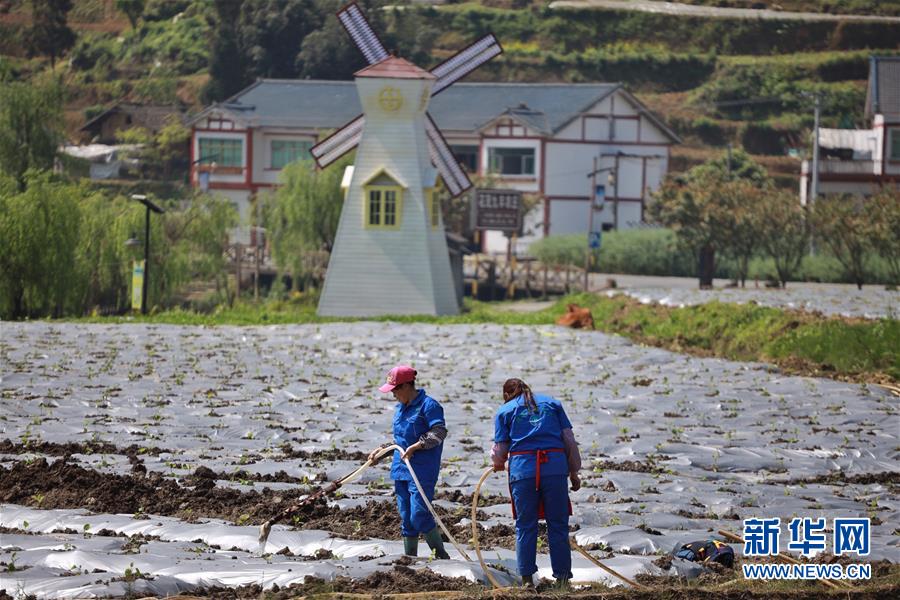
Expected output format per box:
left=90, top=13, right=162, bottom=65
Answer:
left=3, top=0, right=899, bottom=186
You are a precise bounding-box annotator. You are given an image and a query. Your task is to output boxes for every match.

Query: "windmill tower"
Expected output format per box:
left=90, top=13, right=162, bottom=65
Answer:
left=314, top=3, right=502, bottom=317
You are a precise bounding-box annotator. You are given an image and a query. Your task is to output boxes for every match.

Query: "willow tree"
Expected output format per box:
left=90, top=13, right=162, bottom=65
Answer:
left=265, top=155, right=352, bottom=292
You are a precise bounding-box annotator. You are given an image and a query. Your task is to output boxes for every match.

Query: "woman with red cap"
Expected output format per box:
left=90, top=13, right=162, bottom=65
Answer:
left=492, top=378, right=582, bottom=587
left=368, top=364, right=450, bottom=559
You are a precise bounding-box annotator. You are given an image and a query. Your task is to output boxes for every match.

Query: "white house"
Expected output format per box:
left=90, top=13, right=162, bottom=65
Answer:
left=187, top=80, right=680, bottom=251
left=800, top=56, right=900, bottom=204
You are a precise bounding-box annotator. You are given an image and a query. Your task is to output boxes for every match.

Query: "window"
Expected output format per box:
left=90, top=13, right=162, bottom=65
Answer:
left=270, top=139, right=312, bottom=169
left=427, top=189, right=440, bottom=229
left=365, top=186, right=402, bottom=228
left=198, top=137, right=243, bottom=168
left=488, top=147, right=535, bottom=176
left=889, top=128, right=900, bottom=161
left=450, top=145, right=478, bottom=173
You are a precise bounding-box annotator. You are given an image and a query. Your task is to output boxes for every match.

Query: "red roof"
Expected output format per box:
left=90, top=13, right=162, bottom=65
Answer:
left=355, top=56, right=435, bottom=80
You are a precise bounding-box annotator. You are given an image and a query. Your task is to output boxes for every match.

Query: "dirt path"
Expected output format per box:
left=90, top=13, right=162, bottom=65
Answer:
left=549, top=0, right=900, bottom=23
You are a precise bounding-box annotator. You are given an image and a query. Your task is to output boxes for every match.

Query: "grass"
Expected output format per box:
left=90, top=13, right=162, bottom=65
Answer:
left=75, top=292, right=899, bottom=384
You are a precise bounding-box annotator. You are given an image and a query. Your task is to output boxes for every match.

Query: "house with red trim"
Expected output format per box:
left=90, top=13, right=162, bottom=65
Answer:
left=800, top=56, right=900, bottom=204
left=187, top=80, right=680, bottom=251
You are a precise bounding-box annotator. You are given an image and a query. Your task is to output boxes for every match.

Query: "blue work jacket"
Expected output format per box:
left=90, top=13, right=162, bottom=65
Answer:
left=391, top=389, right=445, bottom=483
left=494, top=393, right=573, bottom=483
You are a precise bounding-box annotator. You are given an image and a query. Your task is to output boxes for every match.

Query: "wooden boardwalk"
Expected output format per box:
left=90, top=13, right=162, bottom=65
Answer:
left=464, top=255, right=589, bottom=299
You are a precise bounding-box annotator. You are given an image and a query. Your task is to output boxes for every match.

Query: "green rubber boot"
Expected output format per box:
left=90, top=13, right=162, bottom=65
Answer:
left=423, top=527, right=450, bottom=560
left=403, top=536, right=419, bottom=557
left=521, top=574, right=534, bottom=588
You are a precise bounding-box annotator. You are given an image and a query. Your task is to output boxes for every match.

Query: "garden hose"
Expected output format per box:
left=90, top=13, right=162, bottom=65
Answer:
left=259, top=444, right=472, bottom=562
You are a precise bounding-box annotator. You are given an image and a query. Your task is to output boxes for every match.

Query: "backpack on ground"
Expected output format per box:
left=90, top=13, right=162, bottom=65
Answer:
left=674, top=539, right=735, bottom=568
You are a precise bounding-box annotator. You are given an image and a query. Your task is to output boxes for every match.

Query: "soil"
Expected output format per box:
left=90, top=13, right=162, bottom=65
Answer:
left=0, top=440, right=167, bottom=457
left=438, top=488, right=510, bottom=507
left=188, top=565, right=478, bottom=597
left=0, top=457, right=403, bottom=537
left=594, top=459, right=667, bottom=474
left=785, top=470, right=900, bottom=487
left=278, top=443, right=369, bottom=462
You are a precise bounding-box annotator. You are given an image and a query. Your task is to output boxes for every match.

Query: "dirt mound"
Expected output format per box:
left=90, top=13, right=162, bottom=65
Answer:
left=278, top=443, right=368, bottom=462
left=187, top=566, right=477, bottom=598
left=786, top=470, right=900, bottom=487
left=438, top=488, right=510, bottom=507
left=594, top=459, right=666, bottom=474
left=0, top=439, right=166, bottom=457
left=298, top=499, right=401, bottom=538
left=0, top=458, right=402, bottom=537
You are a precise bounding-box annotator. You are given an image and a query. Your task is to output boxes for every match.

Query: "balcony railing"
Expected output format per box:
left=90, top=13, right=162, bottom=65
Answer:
left=816, top=159, right=879, bottom=175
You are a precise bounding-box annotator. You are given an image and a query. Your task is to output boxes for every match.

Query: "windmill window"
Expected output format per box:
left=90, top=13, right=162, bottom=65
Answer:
left=365, top=185, right=403, bottom=229
left=271, top=139, right=312, bottom=169
left=488, top=147, right=535, bottom=176
left=198, top=137, right=243, bottom=168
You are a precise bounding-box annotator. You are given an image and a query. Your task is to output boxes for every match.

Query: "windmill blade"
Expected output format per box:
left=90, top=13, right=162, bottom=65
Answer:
left=337, top=2, right=389, bottom=65
left=425, top=114, right=472, bottom=197
left=310, top=115, right=365, bottom=168
left=430, top=34, right=502, bottom=96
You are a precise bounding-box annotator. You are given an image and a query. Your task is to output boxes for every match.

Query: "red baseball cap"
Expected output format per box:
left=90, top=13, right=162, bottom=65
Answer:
left=379, top=365, right=417, bottom=393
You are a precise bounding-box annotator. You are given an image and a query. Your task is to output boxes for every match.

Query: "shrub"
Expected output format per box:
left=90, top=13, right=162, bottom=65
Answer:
left=528, top=229, right=696, bottom=276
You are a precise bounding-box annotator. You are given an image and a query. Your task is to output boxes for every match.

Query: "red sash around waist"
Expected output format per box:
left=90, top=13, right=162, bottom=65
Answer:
left=509, top=447, right=564, bottom=491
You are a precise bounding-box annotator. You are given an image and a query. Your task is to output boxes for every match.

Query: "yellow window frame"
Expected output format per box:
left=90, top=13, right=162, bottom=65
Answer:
left=364, top=184, right=403, bottom=229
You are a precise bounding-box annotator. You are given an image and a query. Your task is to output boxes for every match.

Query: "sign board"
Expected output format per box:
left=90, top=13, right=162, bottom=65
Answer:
left=594, top=184, right=605, bottom=209
left=588, top=231, right=602, bottom=249
left=131, top=260, right=145, bottom=311
left=470, top=188, right=523, bottom=233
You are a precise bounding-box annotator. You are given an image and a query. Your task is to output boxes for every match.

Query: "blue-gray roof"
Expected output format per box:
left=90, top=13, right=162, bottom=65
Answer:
left=866, top=56, right=900, bottom=120
left=194, top=79, right=677, bottom=140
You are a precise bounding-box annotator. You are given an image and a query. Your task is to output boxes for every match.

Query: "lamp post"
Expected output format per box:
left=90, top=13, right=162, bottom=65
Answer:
left=130, top=194, right=164, bottom=314
left=584, top=161, right=616, bottom=291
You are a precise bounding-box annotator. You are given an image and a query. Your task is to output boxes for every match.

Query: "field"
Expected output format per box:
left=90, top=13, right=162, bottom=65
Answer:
left=1, top=319, right=897, bottom=598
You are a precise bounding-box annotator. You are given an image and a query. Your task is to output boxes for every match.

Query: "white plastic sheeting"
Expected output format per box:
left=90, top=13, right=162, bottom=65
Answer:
left=1, top=321, right=898, bottom=597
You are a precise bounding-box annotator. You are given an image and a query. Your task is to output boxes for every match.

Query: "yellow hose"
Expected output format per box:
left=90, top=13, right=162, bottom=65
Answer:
left=470, top=467, right=504, bottom=589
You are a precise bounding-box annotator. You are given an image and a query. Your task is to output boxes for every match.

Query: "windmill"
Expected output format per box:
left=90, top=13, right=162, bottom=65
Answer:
left=314, top=2, right=502, bottom=317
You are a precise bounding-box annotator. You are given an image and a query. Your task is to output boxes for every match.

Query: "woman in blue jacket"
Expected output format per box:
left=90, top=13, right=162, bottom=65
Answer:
left=492, top=378, right=582, bottom=586
left=368, top=364, right=450, bottom=559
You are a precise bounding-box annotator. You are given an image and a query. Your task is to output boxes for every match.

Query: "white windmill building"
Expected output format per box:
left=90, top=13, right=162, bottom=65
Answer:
left=313, top=3, right=501, bottom=317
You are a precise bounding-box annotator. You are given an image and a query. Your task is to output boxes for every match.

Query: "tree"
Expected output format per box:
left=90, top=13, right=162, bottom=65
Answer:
left=867, top=187, right=900, bottom=287
left=649, top=149, right=770, bottom=287
left=202, top=0, right=248, bottom=103
left=116, top=0, right=145, bottom=29
left=717, top=179, right=764, bottom=287
left=238, top=0, right=320, bottom=79
left=27, top=0, right=76, bottom=68
left=265, top=155, right=352, bottom=290
left=756, top=190, right=809, bottom=289
left=811, top=195, right=875, bottom=290
left=0, top=172, right=82, bottom=318
left=0, top=82, right=64, bottom=191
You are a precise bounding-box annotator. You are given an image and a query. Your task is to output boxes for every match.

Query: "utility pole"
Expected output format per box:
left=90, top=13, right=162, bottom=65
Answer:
left=584, top=156, right=597, bottom=291
left=584, top=159, right=613, bottom=292
left=810, top=94, right=821, bottom=204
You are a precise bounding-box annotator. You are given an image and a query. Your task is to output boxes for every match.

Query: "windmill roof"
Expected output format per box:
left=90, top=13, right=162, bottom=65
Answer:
left=189, top=79, right=678, bottom=141
left=355, top=56, right=436, bottom=79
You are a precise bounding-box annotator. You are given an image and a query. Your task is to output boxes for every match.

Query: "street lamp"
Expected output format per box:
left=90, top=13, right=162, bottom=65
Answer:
left=129, top=194, right=164, bottom=314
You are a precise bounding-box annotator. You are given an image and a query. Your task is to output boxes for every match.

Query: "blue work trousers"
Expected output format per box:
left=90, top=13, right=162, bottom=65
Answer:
left=510, top=474, right=572, bottom=580
left=394, top=479, right=437, bottom=537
